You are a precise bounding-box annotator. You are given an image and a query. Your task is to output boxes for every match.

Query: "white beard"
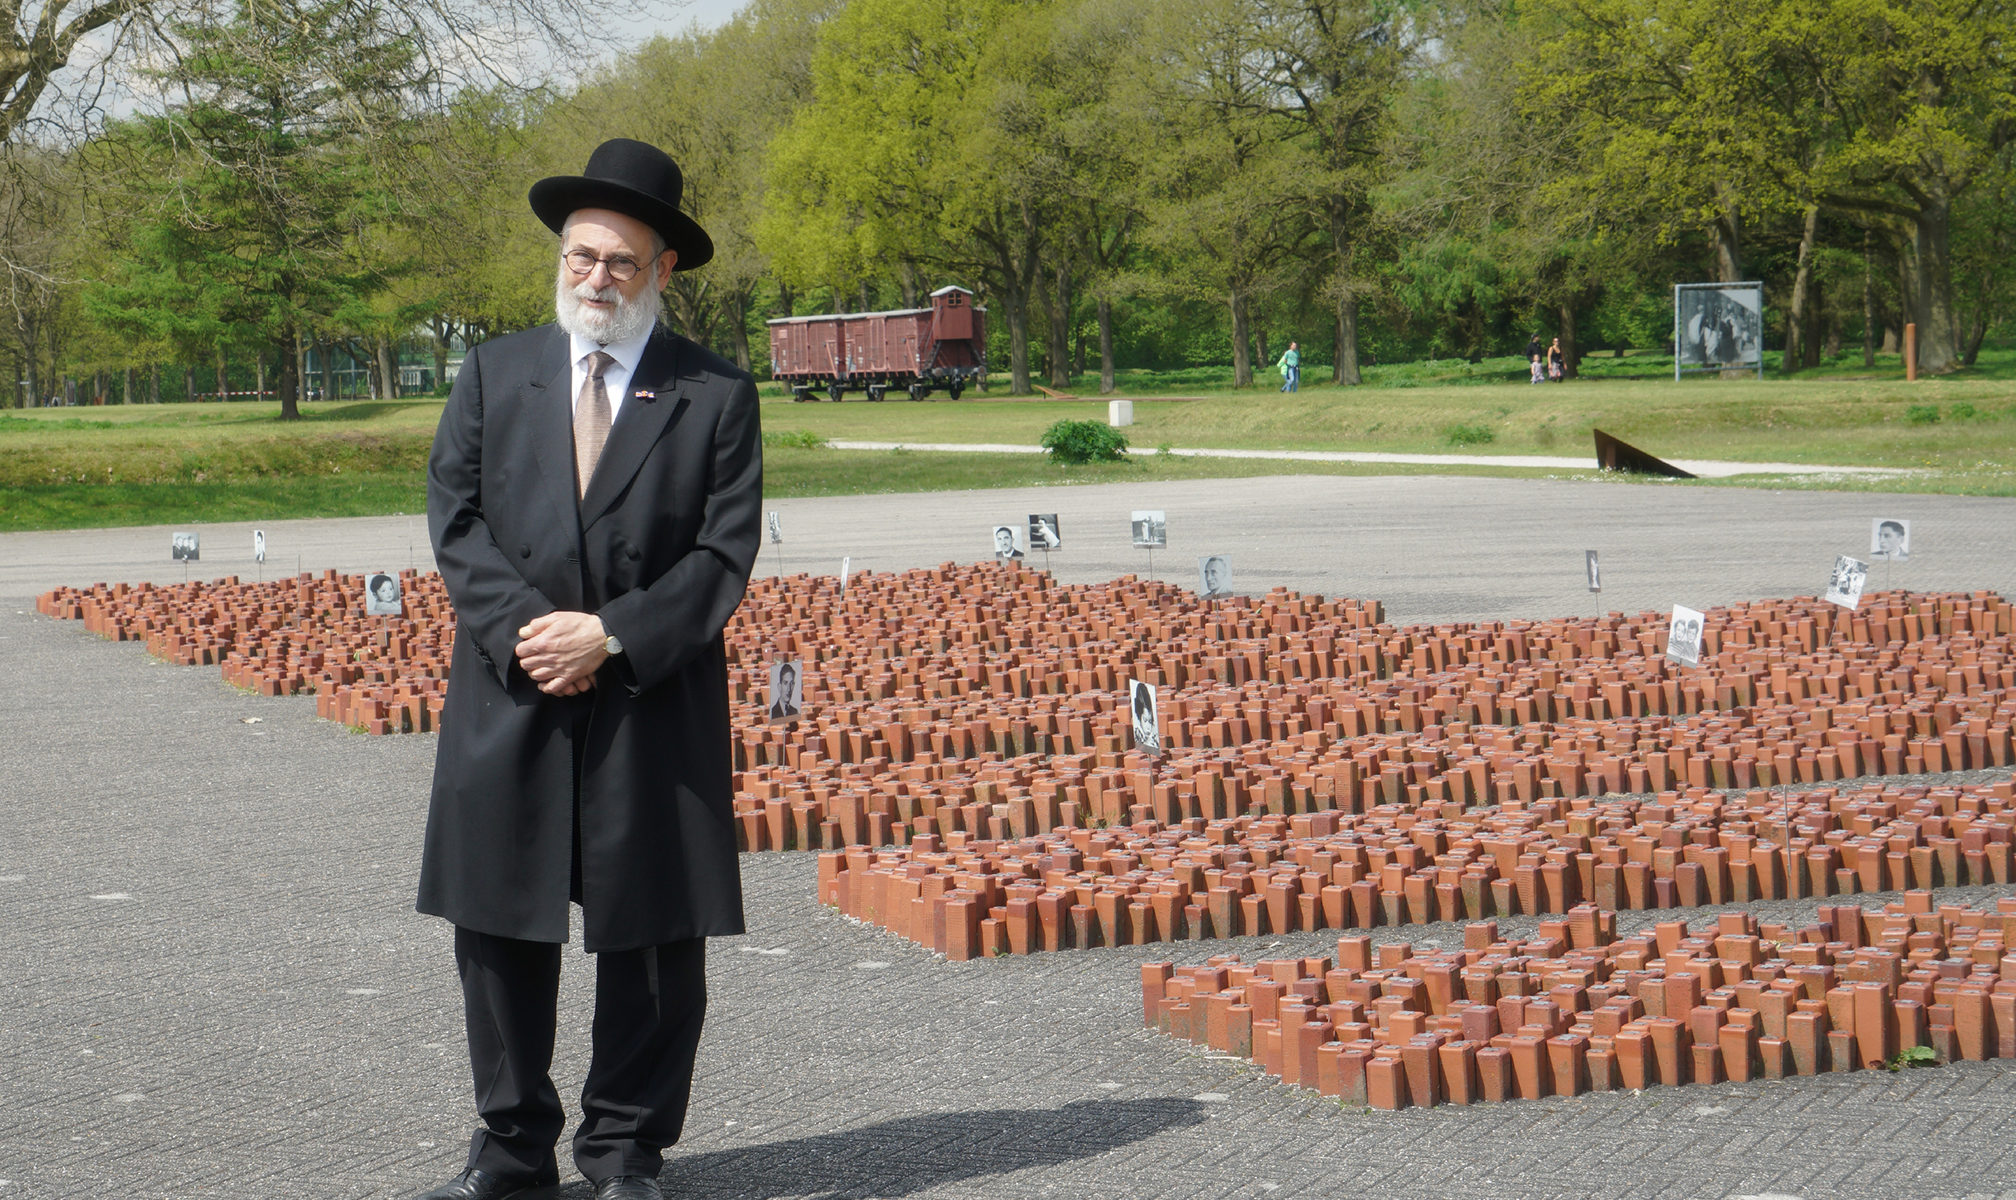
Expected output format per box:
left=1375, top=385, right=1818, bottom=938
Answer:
left=555, top=272, right=662, bottom=345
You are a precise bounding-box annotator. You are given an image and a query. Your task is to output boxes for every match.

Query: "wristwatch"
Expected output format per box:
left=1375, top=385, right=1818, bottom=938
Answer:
left=603, top=632, right=624, bottom=656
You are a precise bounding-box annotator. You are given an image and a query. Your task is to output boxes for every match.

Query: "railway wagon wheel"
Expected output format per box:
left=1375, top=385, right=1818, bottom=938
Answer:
left=907, top=382, right=927, bottom=402
left=827, top=381, right=845, bottom=403
left=866, top=384, right=887, bottom=402
left=947, top=382, right=964, bottom=401
left=790, top=387, right=811, bottom=403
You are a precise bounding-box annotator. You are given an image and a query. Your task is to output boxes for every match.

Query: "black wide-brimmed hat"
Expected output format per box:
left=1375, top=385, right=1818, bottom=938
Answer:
left=529, top=138, right=713, bottom=271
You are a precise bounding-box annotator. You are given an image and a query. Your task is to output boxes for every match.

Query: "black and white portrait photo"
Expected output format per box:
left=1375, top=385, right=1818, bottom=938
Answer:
left=1028, top=513, right=1062, bottom=551
left=1825, top=555, right=1870, bottom=609
left=1131, top=510, right=1167, bottom=549
left=171, top=532, right=200, bottom=561
left=991, top=524, right=1024, bottom=560
left=767, top=659, right=803, bottom=723
left=1676, top=284, right=1763, bottom=369
left=767, top=511, right=783, bottom=545
left=253, top=529, right=267, bottom=564
left=1128, top=678, right=1160, bottom=756
left=840, top=557, right=851, bottom=595
left=1197, top=555, right=1231, bottom=597
left=1666, top=604, right=1704, bottom=667
left=365, top=572, right=403, bottom=617
left=1871, top=518, right=1910, bottom=562
left=1585, top=550, right=1601, bottom=593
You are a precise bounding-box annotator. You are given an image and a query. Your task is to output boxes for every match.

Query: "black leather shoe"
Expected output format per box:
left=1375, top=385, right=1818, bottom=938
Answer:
left=411, top=1166, right=560, bottom=1200
left=592, top=1178, right=662, bottom=1200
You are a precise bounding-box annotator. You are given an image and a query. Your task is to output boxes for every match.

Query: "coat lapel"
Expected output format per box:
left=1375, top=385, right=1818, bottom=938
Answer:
left=525, top=327, right=585, bottom=540
left=580, top=328, right=692, bottom=528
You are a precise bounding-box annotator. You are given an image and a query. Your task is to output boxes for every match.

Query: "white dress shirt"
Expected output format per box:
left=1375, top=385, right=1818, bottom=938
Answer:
left=568, top=323, right=655, bottom=430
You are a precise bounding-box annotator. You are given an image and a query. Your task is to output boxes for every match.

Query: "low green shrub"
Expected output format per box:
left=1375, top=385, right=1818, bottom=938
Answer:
left=1906, top=404, right=1941, bottom=425
left=762, top=429, right=827, bottom=449
left=1443, top=421, right=1497, bottom=446
left=1041, top=419, right=1128, bottom=464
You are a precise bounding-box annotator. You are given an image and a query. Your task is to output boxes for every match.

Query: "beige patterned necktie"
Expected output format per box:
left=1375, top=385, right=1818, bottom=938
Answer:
left=574, top=350, right=614, bottom=499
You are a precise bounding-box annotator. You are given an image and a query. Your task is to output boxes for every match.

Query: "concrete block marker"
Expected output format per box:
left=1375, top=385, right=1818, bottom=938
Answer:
left=88, top=893, right=132, bottom=901
left=1144, top=890, right=2016, bottom=1111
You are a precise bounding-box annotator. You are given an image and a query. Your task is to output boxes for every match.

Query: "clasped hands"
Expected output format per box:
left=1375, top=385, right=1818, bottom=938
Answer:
left=515, top=611, right=609, bottom=696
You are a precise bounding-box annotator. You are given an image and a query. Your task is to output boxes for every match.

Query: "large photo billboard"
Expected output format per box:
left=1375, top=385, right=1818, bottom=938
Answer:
left=1674, top=282, right=1764, bottom=376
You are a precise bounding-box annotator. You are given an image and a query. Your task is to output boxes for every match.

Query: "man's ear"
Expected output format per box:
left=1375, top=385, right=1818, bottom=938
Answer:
left=657, top=249, right=678, bottom=289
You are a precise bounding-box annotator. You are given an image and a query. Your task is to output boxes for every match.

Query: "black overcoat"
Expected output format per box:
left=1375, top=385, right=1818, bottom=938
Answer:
left=418, top=323, right=761, bottom=952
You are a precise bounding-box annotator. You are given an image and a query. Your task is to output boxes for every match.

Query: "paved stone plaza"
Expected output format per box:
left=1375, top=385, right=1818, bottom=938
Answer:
left=5, top=475, right=2016, bottom=1199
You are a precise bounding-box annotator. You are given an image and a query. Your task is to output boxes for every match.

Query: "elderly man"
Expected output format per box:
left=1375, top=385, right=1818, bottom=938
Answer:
left=412, top=139, right=762, bottom=1200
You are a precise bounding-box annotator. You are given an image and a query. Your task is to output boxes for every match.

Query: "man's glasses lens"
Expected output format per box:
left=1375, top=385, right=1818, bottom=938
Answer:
left=565, top=250, right=641, bottom=281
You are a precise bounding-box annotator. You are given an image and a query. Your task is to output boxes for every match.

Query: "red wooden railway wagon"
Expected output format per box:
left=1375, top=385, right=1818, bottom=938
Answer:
left=767, top=286, right=987, bottom=402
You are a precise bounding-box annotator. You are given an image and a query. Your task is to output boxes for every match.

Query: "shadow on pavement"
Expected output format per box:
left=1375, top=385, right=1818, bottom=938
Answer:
left=630, top=1097, right=1209, bottom=1199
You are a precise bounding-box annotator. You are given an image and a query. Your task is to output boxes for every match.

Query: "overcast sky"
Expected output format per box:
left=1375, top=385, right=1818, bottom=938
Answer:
left=648, top=0, right=752, bottom=35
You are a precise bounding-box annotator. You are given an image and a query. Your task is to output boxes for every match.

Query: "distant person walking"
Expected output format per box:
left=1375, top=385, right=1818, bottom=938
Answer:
left=1547, top=337, right=1566, bottom=382
left=1526, top=334, right=1544, bottom=384
left=1277, top=342, right=1300, bottom=393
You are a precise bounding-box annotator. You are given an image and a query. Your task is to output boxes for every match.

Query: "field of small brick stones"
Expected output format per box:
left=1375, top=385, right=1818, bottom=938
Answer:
left=34, top=561, right=2016, bottom=1119
left=1143, top=884, right=2016, bottom=1110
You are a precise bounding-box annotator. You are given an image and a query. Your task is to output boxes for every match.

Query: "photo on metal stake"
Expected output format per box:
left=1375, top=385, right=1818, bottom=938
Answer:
left=1666, top=605, right=1705, bottom=667
left=1825, top=555, right=1870, bottom=610
left=839, top=557, right=851, bottom=596
left=171, top=532, right=200, bottom=561
left=1028, top=513, right=1062, bottom=551
left=767, top=659, right=803, bottom=724
left=1131, top=510, right=1167, bottom=549
left=1128, top=678, right=1160, bottom=756
left=1870, top=518, right=1910, bottom=562
left=767, top=511, right=783, bottom=545
left=364, top=572, right=403, bottom=617
left=1585, top=550, right=1601, bottom=593
left=1197, top=555, right=1231, bottom=597
left=991, top=524, right=1024, bottom=560
left=253, top=530, right=267, bottom=564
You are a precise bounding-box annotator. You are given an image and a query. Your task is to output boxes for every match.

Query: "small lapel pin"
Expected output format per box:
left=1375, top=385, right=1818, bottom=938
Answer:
left=634, top=389, right=656, bottom=400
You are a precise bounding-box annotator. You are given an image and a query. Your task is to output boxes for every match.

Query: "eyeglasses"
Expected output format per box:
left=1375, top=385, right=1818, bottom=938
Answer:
left=562, top=248, right=657, bottom=282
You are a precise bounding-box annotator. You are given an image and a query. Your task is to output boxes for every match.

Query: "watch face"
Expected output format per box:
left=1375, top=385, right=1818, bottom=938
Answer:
left=605, top=635, right=623, bottom=655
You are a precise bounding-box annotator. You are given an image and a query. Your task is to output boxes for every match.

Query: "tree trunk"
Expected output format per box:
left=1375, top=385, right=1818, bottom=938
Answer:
left=1097, top=295, right=1115, bottom=395
left=214, top=346, right=229, bottom=400
left=17, top=330, right=32, bottom=407
left=150, top=363, right=161, bottom=404
left=123, top=366, right=134, bottom=405
left=320, top=342, right=335, bottom=402
left=727, top=293, right=752, bottom=373
left=277, top=325, right=302, bottom=421
left=1804, top=281, right=1824, bottom=368
left=1862, top=230, right=1876, bottom=368
left=1046, top=259, right=1072, bottom=390
left=184, top=364, right=197, bottom=405
left=1558, top=303, right=1580, bottom=380
left=254, top=353, right=267, bottom=401
left=1228, top=290, right=1252, bottom=388
left=376, top=337, right=398, bottom=399
left=776, top=282, right=794, bottom=319
left=1783, top=203, right=1819, bottom=374
left=1713, top=195, right=1743, bottom=282
left=1910, top=187, right=1959, bottom=374
left=1255, top=327, right=1270, bottom=379
left=1334, top=293, right=1361, bottom=385
left=430, top=318, right=450, bottom=392
left=1005, top=288, right=1032, bottom=394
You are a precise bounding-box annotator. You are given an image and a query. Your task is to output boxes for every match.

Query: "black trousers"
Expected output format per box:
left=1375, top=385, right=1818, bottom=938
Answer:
left=454, top=927, right=707, bottom=1184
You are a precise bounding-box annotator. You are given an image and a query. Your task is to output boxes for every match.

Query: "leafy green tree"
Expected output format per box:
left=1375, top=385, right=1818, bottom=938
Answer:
left=1128, top=0, right=1320, bottom=387
left=86, top=0, right=426, bottom=417
left=1253, top=0, right=1410, bottom=383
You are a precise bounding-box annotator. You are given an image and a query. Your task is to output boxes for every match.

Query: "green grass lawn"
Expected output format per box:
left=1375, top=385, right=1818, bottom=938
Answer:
left=2, top=350, right=2012, bottom=531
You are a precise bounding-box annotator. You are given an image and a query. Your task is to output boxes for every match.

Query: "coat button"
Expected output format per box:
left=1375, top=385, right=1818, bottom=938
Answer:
left=519, top=544, right=531, bottom=558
